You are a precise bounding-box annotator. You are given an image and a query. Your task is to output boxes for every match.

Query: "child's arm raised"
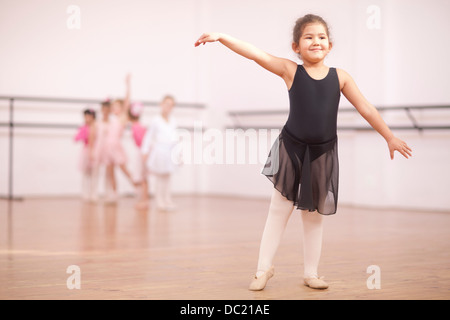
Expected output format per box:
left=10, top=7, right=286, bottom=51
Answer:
left=124, top=73, right=132, bottom=116
left=337, top=69, right=412, bottom=160
left=195, top=33, right=297, bottom=88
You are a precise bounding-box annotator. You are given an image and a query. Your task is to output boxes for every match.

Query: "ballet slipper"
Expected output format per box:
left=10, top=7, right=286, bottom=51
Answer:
left=156, top=201, right=176, bottom=212
left=157, top=205, right=175, bottom=212
left=303, top=276, right=329, bottom=289
left=164, top=203, right=177, bottom=211
left=104, top=193, right=118, bottom=205
left=89, top=195, right=98, bottom=204
left=156, top=204, right=167, bottom=211
left=249, top=266, right=274, bottom=291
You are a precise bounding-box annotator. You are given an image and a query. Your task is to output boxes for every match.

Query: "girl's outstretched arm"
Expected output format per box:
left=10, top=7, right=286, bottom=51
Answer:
left=337, top=69, right=413, bottom=160
left=195, top=33, right=297, bottom=88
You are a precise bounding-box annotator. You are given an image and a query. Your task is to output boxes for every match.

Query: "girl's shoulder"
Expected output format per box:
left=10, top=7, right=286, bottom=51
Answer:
left=285, top=59, right=300, bottom=75
left=335, top=68, right=352, bottom=91
left=335, top=67, right=349, bottom=76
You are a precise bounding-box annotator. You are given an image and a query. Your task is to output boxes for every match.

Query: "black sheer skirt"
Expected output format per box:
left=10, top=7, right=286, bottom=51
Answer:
left=262, top=126, right=339, bottom=215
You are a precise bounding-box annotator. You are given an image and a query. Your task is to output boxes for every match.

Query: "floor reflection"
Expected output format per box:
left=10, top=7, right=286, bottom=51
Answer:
left=78, top=198, right=174, bottom=253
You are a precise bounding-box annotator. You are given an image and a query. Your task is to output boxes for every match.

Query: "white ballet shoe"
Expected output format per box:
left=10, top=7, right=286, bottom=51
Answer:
left=156, top=202, right=176, bottom=212
left=164, top=203, right=177, bottom=211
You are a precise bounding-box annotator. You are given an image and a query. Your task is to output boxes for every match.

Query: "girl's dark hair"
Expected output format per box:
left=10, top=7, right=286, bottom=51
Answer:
left=84, top=108, right=96, bottom=119
left=292, top=14, right=331, bottom=44
left=128, top=109, right=139, bottom=121
left=162, top=94, right=175, bottom=104
left=101, top=101, right=111, bottom=108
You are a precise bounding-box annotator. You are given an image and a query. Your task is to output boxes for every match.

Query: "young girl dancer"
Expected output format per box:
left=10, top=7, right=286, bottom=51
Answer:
left=104, top=74, right=137, bottom=203
left=128, top=101, right=149, bottom=210
left=93, top=99, right=113, bottom=201
left=141, top=95, right=179, bottom=211
left=74, top=108, right=98, bottom=202
left=195, top=14, right=412, bottom=290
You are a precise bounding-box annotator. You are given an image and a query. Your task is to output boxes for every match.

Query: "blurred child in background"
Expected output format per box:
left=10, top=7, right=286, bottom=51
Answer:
left=141, top=95, right=179, bottom=211
left=104, top=74, right=137, bottom=204
left=93, top=99, right=113, bottom=202
left=74, top=108, right=98, bottom=202
left=128, top=101, right=149, bottom=210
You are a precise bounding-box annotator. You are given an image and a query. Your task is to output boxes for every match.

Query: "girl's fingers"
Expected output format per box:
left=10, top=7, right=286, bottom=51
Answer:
left=195, top=37, right=207, bottom=46
left=195, top=33, right=220, bottom=47
left=401, top=143, right=412, bottom=157
left=400, top=141, right=411, bottom=151
left=398, top=147, right=411, bottom=159
left=405, top=148, right=412, bottom=157
left=194, top=36, right=203, bottom=46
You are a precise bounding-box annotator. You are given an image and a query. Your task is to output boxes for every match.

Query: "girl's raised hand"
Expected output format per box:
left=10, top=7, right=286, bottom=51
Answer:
left=387, top=136, right=412, bottom=160
left=195, top=33, right=221, bottom=47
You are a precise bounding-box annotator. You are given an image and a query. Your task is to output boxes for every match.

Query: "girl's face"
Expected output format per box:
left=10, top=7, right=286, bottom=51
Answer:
left=102, top=105, right=110, bottom=118
left=161, top=98, right=174, bottom=117
left=293, top=23, right=332, bottom=63
left=84, top=114, right=95, bottom=125
left=112, top=101, right=123, bottom=115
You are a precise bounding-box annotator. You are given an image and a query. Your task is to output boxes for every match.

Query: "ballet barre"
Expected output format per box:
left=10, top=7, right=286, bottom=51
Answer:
left=227, top=105, right=450, bottom=131
left=0, top=95, right=206, bottom=201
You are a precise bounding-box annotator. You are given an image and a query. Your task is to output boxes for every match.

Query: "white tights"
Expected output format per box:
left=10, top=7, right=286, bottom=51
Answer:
left=155, top=173, right=173, bottom=208
left=256, top=188, right=324, bottom=279
left=82, top=168, right=99, bottom=201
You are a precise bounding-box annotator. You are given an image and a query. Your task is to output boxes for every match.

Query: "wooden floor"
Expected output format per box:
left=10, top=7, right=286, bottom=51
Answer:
left=1, top=195, right=449, bottom=300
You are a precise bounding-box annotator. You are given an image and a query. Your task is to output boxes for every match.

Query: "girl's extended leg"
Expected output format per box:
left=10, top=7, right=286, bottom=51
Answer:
left=256, top=188, right=294, bottom=276
left=119, top=163, right=138, bottom=186
left=105, top=164, right=117, bottom=203
left=134, top=178, right=149, bottom=210
left=141, top=179, right=149, bottom=202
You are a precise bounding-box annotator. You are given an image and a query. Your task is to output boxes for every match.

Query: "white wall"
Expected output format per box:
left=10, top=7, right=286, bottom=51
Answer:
left=1, top=0, right=450, bottom=211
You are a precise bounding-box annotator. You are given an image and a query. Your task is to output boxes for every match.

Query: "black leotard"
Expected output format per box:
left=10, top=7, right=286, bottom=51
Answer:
left=285, top=65, right=340, bottom=143
left=262, top=64, right=341, bottom=215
